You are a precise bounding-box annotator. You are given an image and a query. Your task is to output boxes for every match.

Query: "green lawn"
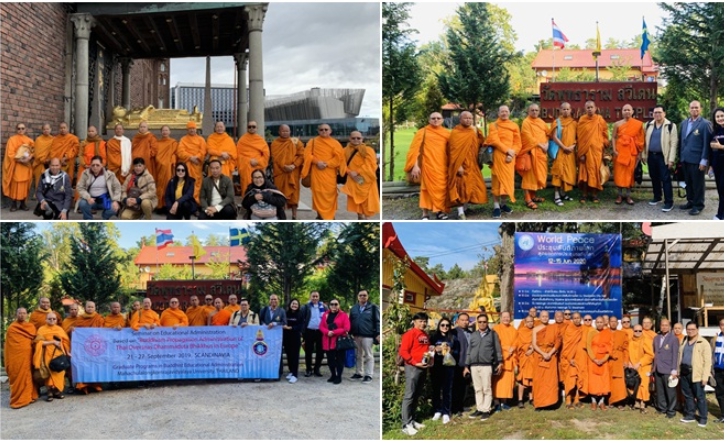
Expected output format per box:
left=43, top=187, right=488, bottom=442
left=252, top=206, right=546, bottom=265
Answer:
left=383, top=397, right=724, bottom=440
left=382, top=127, right=492, bottom=182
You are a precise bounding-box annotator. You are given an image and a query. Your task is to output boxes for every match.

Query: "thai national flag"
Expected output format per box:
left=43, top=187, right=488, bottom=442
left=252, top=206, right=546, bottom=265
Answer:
left=552, top=19, right=568, bottom=49
left=156, top=229, right=174, bottom=250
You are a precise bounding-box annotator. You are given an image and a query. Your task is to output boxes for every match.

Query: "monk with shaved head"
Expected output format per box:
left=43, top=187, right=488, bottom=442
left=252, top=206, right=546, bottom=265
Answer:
left=271, top=124, right=304, bottom=219
left=207, top=121, right=237, bottom=178
left=50, top=122, right=79, bottom=184
left=302, top=123, right=346, bottom=220
left=130, top=298, right=160, bottom=331
left=208, top=298, right=232, bottom=326
left=30, top=297, right=62, bottom=331
left=237, top=120, right=270, bottom=195
left=531, top=310, right=561, bottom=409
left=78, top=125, right=106, bottom=182
left=155, top=125, right=178, bottom=210
left=576, top=101, right=609, bottom=203
left=587, top=315, right=613, bottom=410
left=608, top=315, right=630, bottom=409
left=446, top=111, right=487, bottom=219
left=516, top=315, right=535, bottom=407
left=342, top=131, right=379, bottom=220
left=4, top=307, right=38, bottom=408
left=550, top=102, right=578, bottom=205
left=485, top=105, right=521, bottom=219
left=612, top=104, right=644, bottom=205
left=74, top=301, right=104, bottom=394
left=104, top=302, right=126, bottom=330
left=519, top=103, right=549, bottom=209
left=160, top=298, right=189, bottom=328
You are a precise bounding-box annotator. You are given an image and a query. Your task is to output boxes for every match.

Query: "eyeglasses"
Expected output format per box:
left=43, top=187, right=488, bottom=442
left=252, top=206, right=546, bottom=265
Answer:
left=17, top=127, right=25, bottom=130
left=564, top=312, right=571, bottom=316
left=318, top=128, right=331, bottom=132
left=584, top=318, right=592, bottom=321
left=440, top=324, right=450, bottom=328
left=351, top=137, right=362, bottom=140
left=633, top=330, right=643, bottom=332
left=329, top=303, right=339, bottom=306
left=176, top=168, right=185, bottom=172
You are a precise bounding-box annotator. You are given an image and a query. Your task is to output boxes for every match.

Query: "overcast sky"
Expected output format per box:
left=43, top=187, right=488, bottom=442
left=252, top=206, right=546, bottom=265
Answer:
left=407, top=1, right=668, bottom=52
left=170, top=2, right=381, bottom=118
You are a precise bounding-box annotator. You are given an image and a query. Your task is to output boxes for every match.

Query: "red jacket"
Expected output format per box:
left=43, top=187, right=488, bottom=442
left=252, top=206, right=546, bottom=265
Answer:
left=319, top=310, right=351, bottom=351
left=400, top=327, right=430, bottom=365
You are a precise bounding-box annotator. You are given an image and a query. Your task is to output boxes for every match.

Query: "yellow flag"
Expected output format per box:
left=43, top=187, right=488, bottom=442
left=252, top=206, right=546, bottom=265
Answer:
left=192, top=236, right=207, bottom=259
left=593, top=22, right=602, bottom=60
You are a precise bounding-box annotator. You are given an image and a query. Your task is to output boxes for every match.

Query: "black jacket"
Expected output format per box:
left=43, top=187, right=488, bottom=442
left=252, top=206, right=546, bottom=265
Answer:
left=241, top=178, right=287, bottom=220
left=164, top=176, right=197, bottom=213
left=349, top=302, right=380, bottom=338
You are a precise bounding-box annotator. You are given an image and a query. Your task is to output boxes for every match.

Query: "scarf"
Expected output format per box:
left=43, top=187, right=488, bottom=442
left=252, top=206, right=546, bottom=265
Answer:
left=115, top=135, right=132, bottom=176
left=42, top=169, right=65, bottom=189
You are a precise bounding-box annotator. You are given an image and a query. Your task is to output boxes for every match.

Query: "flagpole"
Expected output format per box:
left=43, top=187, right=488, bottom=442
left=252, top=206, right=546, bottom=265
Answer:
left=595, top=21, right=600, bottom=83
left=191, top=230, right=196, bottom=280
left=155, top=228, right=159, bottom=280
left=551, top=18, right=555, bottom=82
left=228, top=225, right=232, bottom=279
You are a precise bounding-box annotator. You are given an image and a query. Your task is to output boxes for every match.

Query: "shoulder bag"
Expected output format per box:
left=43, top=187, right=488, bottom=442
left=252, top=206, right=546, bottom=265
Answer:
left=337, top=149, right=359, bottom=185
left=48, top=344, right=71, bottom=372
left=406, top=129, right=426, bottom=185
left=336, top=333, right=356, bottom=351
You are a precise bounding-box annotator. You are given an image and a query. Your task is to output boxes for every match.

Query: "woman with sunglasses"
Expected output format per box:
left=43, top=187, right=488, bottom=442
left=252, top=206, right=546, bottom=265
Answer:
left=319, top=299, right=351, bottom=384
left=429, top=317, right=459, bottom=424
left=164, top=161, right=197, bottom=220
left=241, top=169, right=287, bottom=220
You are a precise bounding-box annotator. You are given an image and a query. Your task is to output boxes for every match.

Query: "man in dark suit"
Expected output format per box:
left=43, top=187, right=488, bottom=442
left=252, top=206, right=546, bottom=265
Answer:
left=451, top=312, right=471, bottom=416
left=678, top=101, right=712, bottom=215
left=199, top=159, right=237, bottom=219
left=653, top=318, right=680, bottom=418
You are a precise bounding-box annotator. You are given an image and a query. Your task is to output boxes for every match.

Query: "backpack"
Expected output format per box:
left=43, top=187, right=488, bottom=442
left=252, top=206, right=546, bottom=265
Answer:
left=625, top=367, right=641, bottom=390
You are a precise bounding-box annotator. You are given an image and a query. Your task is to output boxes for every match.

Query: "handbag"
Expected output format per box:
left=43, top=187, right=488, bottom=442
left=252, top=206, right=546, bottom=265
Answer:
left=337, top=149, right=359, bottom=185
left=250, top=201, right=277, bottom=219
left=548, top=118, right=562, bottom=159
left=406, top=129, right=426, bottom=185
left=48, top=345, right=70, bottom=372
left=336, top=333, right=356, bottom=351
left=634, top=160, right=644, bottom=185
left=515, top=152, right=532, bottom=173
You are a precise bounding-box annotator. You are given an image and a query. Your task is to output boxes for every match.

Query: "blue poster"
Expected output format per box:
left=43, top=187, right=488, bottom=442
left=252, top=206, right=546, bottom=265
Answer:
left=514, top=232, right=622, bottom=319
left=71, top=326, right=283, bottom=382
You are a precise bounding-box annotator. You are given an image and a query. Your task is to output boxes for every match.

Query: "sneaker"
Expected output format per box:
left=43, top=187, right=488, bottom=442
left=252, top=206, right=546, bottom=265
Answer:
left=648, top=198, right=661, bottom=206
left=715, top=216, right=722, bottom=221
left=501, top=403, right=511, bottom=411
left=492, top=208, right=501, bottom=219
left=442, top=414, right=451, bottom=424
left=680, top=417, right=696, bottom=423
left=412, top=421, right=425, bottom=430
left=679, top=203, right=693, bottom=210
left=518, top=401, right=524, bottom=409
left=688, top=208, right=702, bottom=216
left=286, top=373, right=293, bottom=380
left=351, top=373, right=363, bottom=380
left=714, top=418, right=724, bottom=423
left=401, top=424, right=418, bottom=436
left=501, top=204, right=513, bottom=214
left=662, top=202, right=674, bottom=212
left=304, top=371, right=312, bottom=377
left=468, top=411, right=483, bottom=419
left=432, top=412, right=442, bottom=421
left=480, top=412, right=491, bottom=421
left=362, top=376, right=373, bottom=383
left=289, top=376, right=297, bottom=383
left=698, top=422, right=707, bottom=428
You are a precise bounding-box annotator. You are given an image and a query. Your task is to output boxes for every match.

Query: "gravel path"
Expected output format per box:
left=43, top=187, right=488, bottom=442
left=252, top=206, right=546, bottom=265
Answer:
left=1, top=363, right=380, bottom=440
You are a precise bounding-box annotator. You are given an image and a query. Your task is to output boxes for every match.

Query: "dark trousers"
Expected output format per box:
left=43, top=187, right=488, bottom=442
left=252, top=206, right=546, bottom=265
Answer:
left=197, top=204, right=237, bottom=220
left=431, top=365, right=454, bottom=415
left=304, top=328, right=324, bottom=373
left=655, top=371, right=677, bottom=416
left=401, top=364, right=426, bottom=427
left=683, top=162, right=705, bottom=211
left=715, top=368, right=724, bottom=418
left=326, top=349, right=345, bottom=378
left=451, top=365, right=467, bottom=414
left=647, top=151, right=673, bottom=205
left=712, top=150, right=724, bottom=219
left=166, top=200, right=196, bottom=220
left=283, top=331, right=301, bottom=378
left=680, top=375, right=708, bottom=423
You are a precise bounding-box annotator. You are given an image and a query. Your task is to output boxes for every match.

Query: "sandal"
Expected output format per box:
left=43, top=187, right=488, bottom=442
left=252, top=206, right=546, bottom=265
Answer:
left=436, top=212, right=449, bottom=220
left=554, top=197, right=564, bottom=207
left=579, top=197, right=587, bottom=204
left=615, top=195, right=623, bottom=205
left=46, top=395, right=53, bottom=402
left=562, top=195, right=574, bottom=201
left=54, top=392, right=65, bottom=399
left=626, top=197, right=635, bottom=205
left=592, top=197, right=600, bottom=203
left=525, top=200, right=538, bottom=210
left=532, top=196, right=545, bottom=203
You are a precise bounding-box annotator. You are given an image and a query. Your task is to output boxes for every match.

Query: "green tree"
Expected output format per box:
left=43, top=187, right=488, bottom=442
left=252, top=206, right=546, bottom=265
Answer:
left=656, top=2, right=724, bottom=111
left=1, top=223, right=46, bottom=326
left=136, top=235, right=155, bottom=249
left=205, top=234, right=225, bottom=246
left=326, top=223, right=380, bottom=307
left=382, top=2, right=422, bottom=181
left=415, top=80, right=446, bottom=128
left=59, top=224, right=122, bottom=308
left=205, top=252, right=231, bottom=279
left=438, top=3, right=513, bottom=123
left=246, top=223, right=329, bottom=307
left=155, top=263, right=193, bottom=280
left=446, top=263, right=466, bottom=280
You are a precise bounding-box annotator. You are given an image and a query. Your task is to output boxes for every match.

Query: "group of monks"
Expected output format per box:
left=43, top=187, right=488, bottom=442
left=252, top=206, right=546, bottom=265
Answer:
left=404, top=101, right=647, bottom=219
left=471, top=309, right=663, bottom=412
left=3, top=294, right=260, bottom=408
left=2, top=120, right=379, bottom=220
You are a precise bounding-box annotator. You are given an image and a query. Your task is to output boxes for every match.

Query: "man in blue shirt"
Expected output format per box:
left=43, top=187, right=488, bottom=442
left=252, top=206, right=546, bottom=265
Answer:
left=678, top=101, right=712, bottom=215
left=300, top=291, right=327, bottom=377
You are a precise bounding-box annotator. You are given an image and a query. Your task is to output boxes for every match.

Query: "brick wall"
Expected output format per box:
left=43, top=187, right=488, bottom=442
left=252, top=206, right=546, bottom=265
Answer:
left=1, top=3, right=68, bottom=149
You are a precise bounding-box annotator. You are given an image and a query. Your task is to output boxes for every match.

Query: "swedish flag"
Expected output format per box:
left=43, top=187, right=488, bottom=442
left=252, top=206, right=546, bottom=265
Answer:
left=230, top=228, right=251, bottom=246
left=641, top=17, right=650, bottom=60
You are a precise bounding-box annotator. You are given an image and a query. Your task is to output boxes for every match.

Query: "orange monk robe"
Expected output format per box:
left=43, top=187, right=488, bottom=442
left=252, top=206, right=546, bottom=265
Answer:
left=126, top=309, right=140, bottom=328
left=74, top=313, right=105, bottom=392
left=302, top=137, right=346, bottom=220
left=621, top=326, right=634, bottom=341
left=485, top=119, right=521, bottom=202
left=532, top=324, right=562, bottom=408
left=236, top=133, right=270, bottom=193
left=50, top=133, right=80, bottom=183
left=202, top=305, right=216, bottom=320
left=132, top=132, right=158, bottom=178
left=554, top=320, right=569, bottom=383
left=210, top=309, right=232, bottom=326
left=492, top=323, right=518, bottom=399
left=103, top=313, right=127, bottom=329
left=61, top=317, right=79, bottom=338
left=207, top=132, right=238, bottom=178
left=33, top=324, right=70, bottom=392
left=2, top=134, right=35, bottom=200
left=587, top=328, right=613, bottom=396
left=404, top=125, right=451, bottom=212
left=674, top=332, right=685, bottom=344
left=643, top=329, right=657, bottom=344
left=609, top=329, right=631, bottom=403
left=576, top=325, right=595, bottom=395
left=550, top=117, right=578, bottom=192
left=576, top=114, right=609, bottom=190
left=154, top=136, right=178, bottom=209
left=447, top=124, right=487, bottom=206
left=341, top=144, right=380, bottom=217
left=628, top=335, right=654, bottom=401
left=560, top=322, right=583, bottom=394
left=224, top=304, right=241, bottom=314
left=33, top=134, right=54, bottom=187
left=177, top=134, right=207, bottom=203
left=29, top=308, right=62, bottom=332
left=76, top=137, right=107, bottom=200
left=519, top=116, right=549, bottom=191
left=129, top=308, right=161, bottom=331
left=4, top=320, right=38, bottom=408
left=271, top=137, right=304, bottom=206
left=160, top=308, right=189, bottom=327
left=515, top=325, right=535, bottom=386
left=106, top=137, right=127, bottom=184
left=186, top=306, right=209, bottom=327
left=612, top=118, right=645, bottom=188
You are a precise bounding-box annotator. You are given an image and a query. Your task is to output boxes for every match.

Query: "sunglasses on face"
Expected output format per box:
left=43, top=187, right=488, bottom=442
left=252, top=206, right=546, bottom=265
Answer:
left=329, top=303, right=339, bottom=306
left=177, top=168, right=185, bottom=172
left=440, top=324, right=450, bottom=328
left=248, top=125, right=256, bottom=129
left=584, top=318, right=592, bottom=321
left=634, top=330, right=643, bottom=332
